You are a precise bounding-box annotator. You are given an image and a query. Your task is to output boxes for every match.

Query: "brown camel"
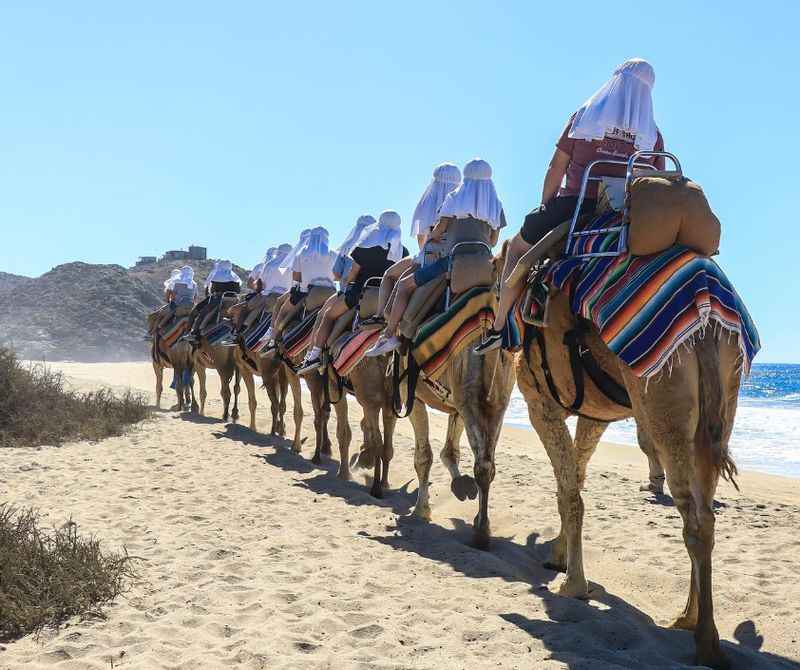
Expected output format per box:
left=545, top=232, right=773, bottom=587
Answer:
left=151, top=328, right=195, bottom=412
left=191, top=336, right=241, bottom=423
left=397, top=251, right=517, bottom=549
left=516, top=288, right=742, bottom=669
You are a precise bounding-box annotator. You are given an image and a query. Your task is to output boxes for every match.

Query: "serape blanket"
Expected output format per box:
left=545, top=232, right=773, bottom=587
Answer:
left=411, top=286, right=495, bottom=381
left=332, top=325, right=382, bottom=378
left=546, top=213, right=760, bottom=378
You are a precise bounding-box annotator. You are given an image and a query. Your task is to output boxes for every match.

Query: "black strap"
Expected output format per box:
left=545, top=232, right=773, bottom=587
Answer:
left=564, top=323, right=632, bottom=409
left=392, top=350, right=419, bottom=419
left=563, top=330, right=586, bottom=411
left=323, top=363, right=346, bottom=405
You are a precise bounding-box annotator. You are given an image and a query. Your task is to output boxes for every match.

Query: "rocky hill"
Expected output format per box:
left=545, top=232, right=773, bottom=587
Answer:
left=0, top=260, right=248, bottom=362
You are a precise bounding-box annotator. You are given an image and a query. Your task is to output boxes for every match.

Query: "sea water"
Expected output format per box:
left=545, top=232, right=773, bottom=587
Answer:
left=503, top=363, right=800, bottom=478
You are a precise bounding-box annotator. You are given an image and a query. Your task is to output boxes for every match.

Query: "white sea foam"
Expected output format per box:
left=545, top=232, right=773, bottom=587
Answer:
left=504, top=387, right=800, bottom=478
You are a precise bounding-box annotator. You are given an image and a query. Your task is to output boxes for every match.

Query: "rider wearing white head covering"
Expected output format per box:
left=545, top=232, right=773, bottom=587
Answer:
left=333, top=215, right=376, bottom=280
left=477, top=58, right=665, bottom=355
left=163, top=268, right=181, bottom=292
left=279, top=228, right=312, bottom=272
left=568, top=58, right=658, bottom=151
left=259, top=243, right=293, bottom=295
left=292, top=227, right=336, bottom=291
left=348, top=210, right=404, bottom=263
left=205, top=260, right=242, bottom=291
left=437, top=158, right=506, bottom=230
left=411, top=162, right=462, bottom=239
left=171, top=265, right=197, bottom=306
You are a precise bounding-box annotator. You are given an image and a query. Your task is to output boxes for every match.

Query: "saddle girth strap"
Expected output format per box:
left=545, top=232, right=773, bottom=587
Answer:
left=392, top=350, right=419, bottom=419
left=563, top=324, right=632, bottom=410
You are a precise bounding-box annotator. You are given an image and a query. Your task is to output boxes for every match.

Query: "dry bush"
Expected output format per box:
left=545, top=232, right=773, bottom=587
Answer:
left=0, top=347, right=150, bottom=448
left=0, top=505, right=135, bottom=640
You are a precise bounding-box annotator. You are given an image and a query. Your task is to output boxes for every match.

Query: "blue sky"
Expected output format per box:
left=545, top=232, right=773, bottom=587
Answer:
left=1, top=1, right=798, bottom=362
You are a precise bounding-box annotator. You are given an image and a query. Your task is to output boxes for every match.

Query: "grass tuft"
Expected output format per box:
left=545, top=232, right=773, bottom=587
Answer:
left=0, top=505, right=136, bottom=641
left=0, top=347, right=150, bottom=448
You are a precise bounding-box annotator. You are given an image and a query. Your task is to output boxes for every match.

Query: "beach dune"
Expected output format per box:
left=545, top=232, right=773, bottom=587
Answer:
left=2, top=361, right=798, bottom=669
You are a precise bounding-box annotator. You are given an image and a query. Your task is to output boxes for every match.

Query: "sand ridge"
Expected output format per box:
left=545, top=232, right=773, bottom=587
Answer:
left=1, top=362, right=798, bottom=669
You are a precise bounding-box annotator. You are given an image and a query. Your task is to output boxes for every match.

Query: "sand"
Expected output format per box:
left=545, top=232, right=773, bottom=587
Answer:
left=1, top=361, right=798, bottom=669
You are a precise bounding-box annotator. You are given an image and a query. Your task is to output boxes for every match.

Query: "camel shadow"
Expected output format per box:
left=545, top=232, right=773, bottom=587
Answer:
left=179, top=413, right=225, bottom=425
left=365, top=516, right=796, bottom=669
left=210, top=423, right=290, bottom=449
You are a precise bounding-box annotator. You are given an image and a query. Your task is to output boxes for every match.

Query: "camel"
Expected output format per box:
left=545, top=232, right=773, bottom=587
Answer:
left=397, top=251, right=517, bottom=549
left=151, top=328, right=195, bottom=412
left=516, top=288, right=742, bottom=669
left=191, top=335, right=241, bottom=423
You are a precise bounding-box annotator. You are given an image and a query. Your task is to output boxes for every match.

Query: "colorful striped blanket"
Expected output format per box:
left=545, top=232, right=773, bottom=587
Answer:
left=283, top=308, right=320, bottom=362
left=332, top=326, right=382, bottom=378
left=546, top=213, right=760, bottom=378
left=244, top=312, right=273, bottom=356
left=412, top=286, right=496, bottom=381
left=160, top=316, right=189, bottom=349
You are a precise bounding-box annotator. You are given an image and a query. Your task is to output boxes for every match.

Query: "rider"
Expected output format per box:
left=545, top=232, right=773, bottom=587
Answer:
left=265, top=227, right=336, bottom=350
left=369, top=163, right=461, bottom=323
left=366, top=158, right=506, bottom=357
left=475, top=57, right=665, bottom=354
left=185, top=260, right=242, bottom=342
left=296, top=211, right=408, bottom=375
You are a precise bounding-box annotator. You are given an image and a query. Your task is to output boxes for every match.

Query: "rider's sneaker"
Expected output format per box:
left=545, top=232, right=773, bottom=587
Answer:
left=365, top=335, right=400, bottom=357
left=296, top=355, right=322, bottom=376
left=358, top=315, right=385, bottom=327
left=473, top=329, right=502, bottom=355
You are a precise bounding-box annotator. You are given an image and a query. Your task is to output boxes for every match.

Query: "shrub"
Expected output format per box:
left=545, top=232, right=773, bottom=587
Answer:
left=0, top=347, right=150, bottom=448
left=0, top=505, right=135, bottom=640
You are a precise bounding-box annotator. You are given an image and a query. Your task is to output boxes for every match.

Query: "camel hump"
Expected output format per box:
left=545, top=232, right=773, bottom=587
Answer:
left=628, top=176, right=721, bottom=256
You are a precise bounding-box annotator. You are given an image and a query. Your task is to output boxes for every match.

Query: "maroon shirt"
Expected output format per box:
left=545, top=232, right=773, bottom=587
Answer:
left=556, top=113, right=665, bottom=199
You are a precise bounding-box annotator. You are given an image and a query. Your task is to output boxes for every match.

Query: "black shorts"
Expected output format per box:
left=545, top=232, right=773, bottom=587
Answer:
left=519, top=196, right=596, bottom=246
left=343, top=282, right=363, bottom=309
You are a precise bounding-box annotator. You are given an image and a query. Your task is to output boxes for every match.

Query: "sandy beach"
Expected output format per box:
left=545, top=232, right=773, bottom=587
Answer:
left=2, top=361, right=798, bottom=669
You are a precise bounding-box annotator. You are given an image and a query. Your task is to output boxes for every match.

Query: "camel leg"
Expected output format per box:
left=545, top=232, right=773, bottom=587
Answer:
left=153, top=362, right=163, bottom=409
left=333, top=396, right=352, bottom=481
left=220, top=368, right=232, bottom=422
left=231, top=367, right=241, bottom=423
left=459, top=403, right=503, bottom=551
left=380, top=406, right=396, bottom=492
left=264, top=371, right=280, bottom=435
left=288, top=371, right=303, bottom=453
left=196, top=364, right=207, bottom=416
left=526, top=400, right=589, bottom=597
left=355, top=416, right=375, bottom=469
left=441, top=413, right=477, bottom=501
left=188, top=363, right=199, bottom=414
left=310, top=380, right=328, bottom=465
left=278, top=366, right=289, bottom=436
left=637, top=425, right=666, bottom=494
left=408, top=402, right=433, bottom=520
left=241, top=368, right=257, bottom=431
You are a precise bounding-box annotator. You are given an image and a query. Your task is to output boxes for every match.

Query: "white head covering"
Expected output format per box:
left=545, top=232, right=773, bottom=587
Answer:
left=437, top=158, right=505, bottom=230
left=280, top=228, right=312, bottom=271
left=205, top=260, right=242, bottom=286
left=337, top=215, right=376, bottom=258
left=163, top=268, right=181, bottom=290
left=411, top=163, right=462, bottom=237
left=249, top=262, right=264, bottom=282
left=293, top=227, right=335, bottom=290
left=348, top=210, right=403, bottom=262
left=259, top=243, right=293, bottom=294
left=568, top=58, right=658, bottom=151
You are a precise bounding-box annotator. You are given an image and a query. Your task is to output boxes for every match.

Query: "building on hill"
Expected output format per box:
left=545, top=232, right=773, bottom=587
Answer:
left=136, top=256, right=157, bottom=266
left=162, top=249, right=189, bottom=261
left=188, top=245, right=207, bottom=260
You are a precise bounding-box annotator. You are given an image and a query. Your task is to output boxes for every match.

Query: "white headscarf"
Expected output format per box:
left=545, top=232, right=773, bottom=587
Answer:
left=279, top=228, right=312, bottom=271
left=348, top=210, right=403, bottom=262
left=293, top=227, right=335, bottom=290
left=568, top=58, right=658, bottom=151
left=174, top=265, right=196, bottom=290
left=249, top=262, right=264, bottom=282
left=411, top=163, right=462, bottom=237
left=336, top=215, right=376, bottom=258
left=437, top=158, right=505, bottom=230
left=163, top=268, right=181, bottom=290
left=259, top=244, right=293, bottom=294
left=205, top=260, right=242, bottom=286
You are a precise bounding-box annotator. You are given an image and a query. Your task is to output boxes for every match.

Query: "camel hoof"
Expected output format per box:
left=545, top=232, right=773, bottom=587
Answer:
left=370, top=483, right=384, bottom=499
left=413, top=504, right=432, bottom=521
left=451, top=475, right=478, bottom=501
left=292, top=443, right=302, bottom=454
left=232, top=411, right=239, bottom=423
left=557, top=577, right=590, bottom=600
left=169, top=403, right=181, bottom=411
left=473, top=530, right=490, bottom=551
left=322, top=445, right=333, bottom=457
left=670, top=615, right=698, bottom=631
left=356, top=450, right=375, bottom=470
left=311, top=453, right=323, bottom=465
left=222, top=412, right=229, bottom=422
left=191, top=402, right=199, bottom=414
left=640, top=482, right=664, bottom=494
left=249, top=423, right=257, bottom=432
left=337, top=467, right=351, bottom=481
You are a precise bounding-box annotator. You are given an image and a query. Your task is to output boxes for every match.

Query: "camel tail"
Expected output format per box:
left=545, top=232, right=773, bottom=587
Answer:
left=696, top=336, right=739, bottom=491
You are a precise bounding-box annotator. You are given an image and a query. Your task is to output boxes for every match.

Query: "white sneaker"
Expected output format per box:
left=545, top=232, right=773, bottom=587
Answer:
left=366, top=335, right=400, bottom=357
